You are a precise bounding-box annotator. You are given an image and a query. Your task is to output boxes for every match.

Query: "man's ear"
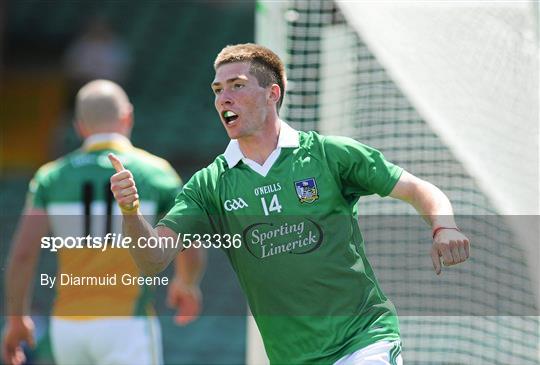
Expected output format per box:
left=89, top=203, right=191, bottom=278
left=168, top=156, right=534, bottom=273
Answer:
left=268, top=84, right=281, bottom=105
left=74, top=120, right=89, bottom=139
left=119, top=104, right=134, bottom=134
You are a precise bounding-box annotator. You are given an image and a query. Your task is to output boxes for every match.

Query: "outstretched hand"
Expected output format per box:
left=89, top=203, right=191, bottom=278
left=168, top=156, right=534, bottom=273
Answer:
left=431, top=228, right=470, bottom=275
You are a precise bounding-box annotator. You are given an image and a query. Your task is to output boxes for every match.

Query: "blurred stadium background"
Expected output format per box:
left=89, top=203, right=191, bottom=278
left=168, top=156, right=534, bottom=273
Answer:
left=1, top=1, right=539, bottom=364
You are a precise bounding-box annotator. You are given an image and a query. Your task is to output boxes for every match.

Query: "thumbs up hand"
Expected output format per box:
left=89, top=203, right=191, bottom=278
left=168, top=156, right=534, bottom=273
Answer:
left=108, top=153, right=140, bottom=215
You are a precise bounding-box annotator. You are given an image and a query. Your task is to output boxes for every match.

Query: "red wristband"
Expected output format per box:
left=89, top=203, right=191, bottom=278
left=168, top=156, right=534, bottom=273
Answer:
left=432, top=226, right=460, bottom=239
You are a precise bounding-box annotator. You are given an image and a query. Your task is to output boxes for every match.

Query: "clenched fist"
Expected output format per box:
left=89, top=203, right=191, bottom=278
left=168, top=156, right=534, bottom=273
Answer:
left=108, top=153, right=140, bottom=214
left=430, top=228, right=470, bottom=275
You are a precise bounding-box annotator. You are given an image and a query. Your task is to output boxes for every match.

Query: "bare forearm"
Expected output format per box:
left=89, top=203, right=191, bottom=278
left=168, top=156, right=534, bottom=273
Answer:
left=390, top=171, right=470, bottom=274
left=5, top=255, right=38, bottom=316
left=109, top=153, right=179, bottom=275
left=5, top=211, right=47, bottom=316
left=410, top=180, right=456, bottom=229
left=123, top=213, right=166, bottom=275
left=175, top=248, right=207, bottom=286
left=390, top=171, right=457, bottom=229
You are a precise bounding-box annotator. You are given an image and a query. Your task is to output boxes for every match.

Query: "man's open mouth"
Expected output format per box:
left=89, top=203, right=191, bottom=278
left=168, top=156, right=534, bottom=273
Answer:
left=222, top=110, right=239, bottom=125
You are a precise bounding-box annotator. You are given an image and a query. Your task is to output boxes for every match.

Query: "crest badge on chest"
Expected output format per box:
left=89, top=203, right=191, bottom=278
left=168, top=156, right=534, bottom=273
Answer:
left=294, top=177, right=319, bottom=204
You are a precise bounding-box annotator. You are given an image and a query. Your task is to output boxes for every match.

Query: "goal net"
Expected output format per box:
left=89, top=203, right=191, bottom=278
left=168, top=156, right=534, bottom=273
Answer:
left=253, top=1, right=539, bottom=364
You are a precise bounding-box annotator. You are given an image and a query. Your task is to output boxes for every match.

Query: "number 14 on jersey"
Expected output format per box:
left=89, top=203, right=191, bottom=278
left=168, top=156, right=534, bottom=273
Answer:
left=261, top=194, right=282, bottom=216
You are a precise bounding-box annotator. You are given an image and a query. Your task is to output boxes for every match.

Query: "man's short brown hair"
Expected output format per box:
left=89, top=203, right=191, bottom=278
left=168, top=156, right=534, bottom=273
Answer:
left=214, top=43, right=286, bottom=112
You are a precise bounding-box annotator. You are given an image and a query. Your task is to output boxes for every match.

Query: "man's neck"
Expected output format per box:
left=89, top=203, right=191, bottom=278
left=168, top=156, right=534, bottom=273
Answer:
left=82, top=132, right=132, bottom=152
left=238, top=120, right=281, bottom=165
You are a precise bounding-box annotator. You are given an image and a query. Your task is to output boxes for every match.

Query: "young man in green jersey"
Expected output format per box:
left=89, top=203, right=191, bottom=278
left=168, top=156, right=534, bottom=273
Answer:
left=108, top=44, right=470, bottom=364
left=2, top=80, right=205, bottom=365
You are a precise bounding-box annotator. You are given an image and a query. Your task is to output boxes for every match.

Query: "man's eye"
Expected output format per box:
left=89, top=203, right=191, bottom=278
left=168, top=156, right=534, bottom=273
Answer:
left=233, top=84, right=244, bottom=89
left=213, top=88, right=222, bottom=95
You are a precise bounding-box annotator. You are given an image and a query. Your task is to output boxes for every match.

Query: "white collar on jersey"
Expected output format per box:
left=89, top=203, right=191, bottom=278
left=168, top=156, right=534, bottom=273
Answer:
left=83, top=133, right=132, bottom=150
left=223, top=120, right=300, bottom=170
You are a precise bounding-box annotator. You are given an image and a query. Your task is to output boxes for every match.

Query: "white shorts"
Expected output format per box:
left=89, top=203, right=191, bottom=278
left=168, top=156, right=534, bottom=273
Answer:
left=50, top=317, right=163, bottom=365
left=334, top=341, right=403, bottom=365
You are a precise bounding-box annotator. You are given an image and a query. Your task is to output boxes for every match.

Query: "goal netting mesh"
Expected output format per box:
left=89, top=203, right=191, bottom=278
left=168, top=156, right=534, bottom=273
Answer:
left=254, top=1, right=539, bottom=364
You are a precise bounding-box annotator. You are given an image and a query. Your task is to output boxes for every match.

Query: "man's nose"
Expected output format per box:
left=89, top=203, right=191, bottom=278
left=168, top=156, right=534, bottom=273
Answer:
left=218, top=90, right=233, bottom=106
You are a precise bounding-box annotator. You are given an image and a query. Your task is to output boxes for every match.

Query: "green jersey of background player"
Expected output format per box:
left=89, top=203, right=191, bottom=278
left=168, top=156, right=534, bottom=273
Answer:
left=109, top=44, right=470, bottom=365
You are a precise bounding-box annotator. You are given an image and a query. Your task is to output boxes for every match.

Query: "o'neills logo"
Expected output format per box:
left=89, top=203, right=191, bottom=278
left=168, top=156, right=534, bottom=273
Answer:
left=242, top=219, right=323, bottom=259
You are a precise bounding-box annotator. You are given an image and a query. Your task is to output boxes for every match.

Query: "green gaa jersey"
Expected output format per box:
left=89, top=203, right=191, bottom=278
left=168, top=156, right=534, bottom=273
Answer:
left=30, top=133, right=181, bottom=317
left=159, top=122, right=403, bottom=364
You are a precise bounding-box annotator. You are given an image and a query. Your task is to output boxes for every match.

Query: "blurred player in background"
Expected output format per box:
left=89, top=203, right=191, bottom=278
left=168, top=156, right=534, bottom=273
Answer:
left=64, top=17, right=131, bottom=95
left=108, top=44, right=470, bottom=364
left=2, top=80, right=206, bottom=365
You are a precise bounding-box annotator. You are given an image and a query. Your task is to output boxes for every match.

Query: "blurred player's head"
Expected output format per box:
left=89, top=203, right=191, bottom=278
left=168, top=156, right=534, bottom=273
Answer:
left=75, top=79, right=133, bottom=138
left=212, top=44, right=285, bottom=140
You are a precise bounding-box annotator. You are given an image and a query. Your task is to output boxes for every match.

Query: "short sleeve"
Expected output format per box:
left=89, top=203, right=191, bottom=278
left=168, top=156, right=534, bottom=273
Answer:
left=323, top=136, right=403, bottom=199
left=157, top=173, right=214, bottom=235
left=155, top=164, right=183, bottom=216
left=27, top=163, right=53, bottom=209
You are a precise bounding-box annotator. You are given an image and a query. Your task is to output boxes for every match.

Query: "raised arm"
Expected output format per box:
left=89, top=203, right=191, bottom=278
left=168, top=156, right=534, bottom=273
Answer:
left=108, top=153, right=180, bottom=275
left=389, top=170, right=470, bottom=275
